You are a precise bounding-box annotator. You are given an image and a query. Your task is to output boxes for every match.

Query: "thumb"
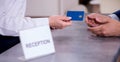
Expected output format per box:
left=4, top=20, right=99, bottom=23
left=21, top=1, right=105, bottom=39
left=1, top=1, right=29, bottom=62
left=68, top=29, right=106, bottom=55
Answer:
left=63, top=17, right=72, bottom=21
left=95, top=17, right=108, bottom=24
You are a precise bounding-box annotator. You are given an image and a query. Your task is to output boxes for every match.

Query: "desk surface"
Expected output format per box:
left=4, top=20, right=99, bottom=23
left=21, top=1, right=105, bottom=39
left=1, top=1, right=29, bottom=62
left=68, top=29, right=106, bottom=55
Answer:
left=0, top=21, right=120, bottom=62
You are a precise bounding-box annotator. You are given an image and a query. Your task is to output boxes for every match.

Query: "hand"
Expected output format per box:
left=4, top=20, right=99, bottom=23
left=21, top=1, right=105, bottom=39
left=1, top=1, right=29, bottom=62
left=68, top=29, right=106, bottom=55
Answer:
left=85, top=13, right=110, bottom=27
left=88, top=16, right=120, bottom=36
left=49, top=15, right=72, bottom=29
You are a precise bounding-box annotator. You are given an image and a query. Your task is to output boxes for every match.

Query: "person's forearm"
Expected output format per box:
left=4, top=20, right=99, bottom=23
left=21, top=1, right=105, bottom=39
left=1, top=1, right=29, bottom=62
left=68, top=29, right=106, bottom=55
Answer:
left=113, top=10, right=120, bottom=20
left=108, top=10, right=120, bottom=21
left=0, top=17, right=49, bottom=36
left=108, top=14, right=120, bottom=21
left=0, top=0, right=49, bottom=36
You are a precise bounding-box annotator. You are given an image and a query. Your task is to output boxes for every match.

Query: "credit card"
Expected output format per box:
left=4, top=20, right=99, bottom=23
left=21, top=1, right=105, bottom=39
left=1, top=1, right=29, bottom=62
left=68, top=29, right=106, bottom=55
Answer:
left=67, top=11, right=85, bottom=21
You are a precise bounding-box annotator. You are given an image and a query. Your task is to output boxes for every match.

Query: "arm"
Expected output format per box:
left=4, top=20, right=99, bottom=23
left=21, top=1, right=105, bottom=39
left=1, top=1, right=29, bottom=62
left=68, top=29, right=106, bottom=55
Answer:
left=113, top=10, right=120, bottom=20
left=109, top=10, right=120, bottom=21
left=0, top=0, right=49, bottom=36
left=0, top=0, right=72, bottom=36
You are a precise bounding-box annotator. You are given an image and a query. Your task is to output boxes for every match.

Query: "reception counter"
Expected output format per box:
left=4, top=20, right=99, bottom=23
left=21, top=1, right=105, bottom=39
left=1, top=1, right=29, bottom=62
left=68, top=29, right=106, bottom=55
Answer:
left=0, top=21, right=120, bottom=62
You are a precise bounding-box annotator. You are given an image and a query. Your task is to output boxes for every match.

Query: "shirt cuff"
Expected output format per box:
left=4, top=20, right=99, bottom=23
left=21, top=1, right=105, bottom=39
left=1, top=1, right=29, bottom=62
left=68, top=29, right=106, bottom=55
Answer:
left=26, top=17, right=49, bottom=27
left=108, top=14, right=120, bottom=21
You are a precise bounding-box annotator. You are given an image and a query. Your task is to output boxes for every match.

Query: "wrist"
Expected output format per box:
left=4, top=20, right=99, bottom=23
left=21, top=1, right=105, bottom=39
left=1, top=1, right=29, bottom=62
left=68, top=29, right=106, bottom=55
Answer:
left=49, top=17, right=56, bottom=30
left=108, top=14, right=120, bottom=21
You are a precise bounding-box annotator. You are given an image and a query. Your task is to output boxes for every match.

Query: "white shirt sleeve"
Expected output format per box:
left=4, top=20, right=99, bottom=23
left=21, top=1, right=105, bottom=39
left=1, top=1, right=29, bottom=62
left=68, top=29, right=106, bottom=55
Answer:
left=108, top=14, right=120, bottom=21
left=0, top=0, right=49, bottom=36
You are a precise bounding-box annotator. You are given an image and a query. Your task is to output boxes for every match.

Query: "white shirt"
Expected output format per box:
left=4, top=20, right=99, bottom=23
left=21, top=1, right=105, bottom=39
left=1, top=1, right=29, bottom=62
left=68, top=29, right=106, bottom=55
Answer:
left=109, top=14, right=120, bottom=21
left=0, top=0, right=49, bottom=36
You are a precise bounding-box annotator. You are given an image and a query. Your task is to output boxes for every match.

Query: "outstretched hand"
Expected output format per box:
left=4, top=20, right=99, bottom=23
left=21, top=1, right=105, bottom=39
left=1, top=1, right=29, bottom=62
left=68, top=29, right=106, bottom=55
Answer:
left=49, top=15, right=72, bottom=29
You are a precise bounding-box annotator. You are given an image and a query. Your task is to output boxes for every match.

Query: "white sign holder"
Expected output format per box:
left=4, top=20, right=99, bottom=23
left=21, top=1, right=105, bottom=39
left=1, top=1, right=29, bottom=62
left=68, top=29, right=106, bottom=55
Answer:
left=19, top=25, right=55, bottom=60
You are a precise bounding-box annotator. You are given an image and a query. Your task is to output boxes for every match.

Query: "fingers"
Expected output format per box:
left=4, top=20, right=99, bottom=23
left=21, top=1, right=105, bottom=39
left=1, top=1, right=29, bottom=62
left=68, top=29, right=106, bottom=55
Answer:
left=88, top=25, right=104, bottom=36
left=85, top=16, right=99, bottom=27
left=85, top=13, right=110, bottom=29
left=61, top=19, right=72, bottom=26
left=95, top=16, right=109, bottom=24
left=60, top=16, right=72, bottom=25
left=57, top=16, right=72, bottom=29
left=49, top=15, right=72, bottom=29
left=87, top=13, right=109, bottom=24
left=85, top=13, right=100, bottom=27
left=59, top=16, right=72, bottom=22
left=56, top=19, right=72, bottom=29
left=85, top=16, right=91, bottom=26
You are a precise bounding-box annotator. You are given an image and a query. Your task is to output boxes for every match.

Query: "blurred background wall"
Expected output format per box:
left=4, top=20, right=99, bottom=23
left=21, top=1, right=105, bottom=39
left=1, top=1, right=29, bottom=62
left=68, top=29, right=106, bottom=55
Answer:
left=100, top=0, right=120, bottom=13
left=26, top=0, right=87, bottom=17
left=26, top=0, right=59, bottom=17
left=25, top=0, right=120, bottom=17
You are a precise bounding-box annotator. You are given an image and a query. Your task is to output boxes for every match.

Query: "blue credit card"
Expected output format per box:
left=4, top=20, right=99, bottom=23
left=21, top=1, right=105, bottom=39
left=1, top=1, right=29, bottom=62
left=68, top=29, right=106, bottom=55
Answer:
left=67, top=11, right=85, bottom=21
